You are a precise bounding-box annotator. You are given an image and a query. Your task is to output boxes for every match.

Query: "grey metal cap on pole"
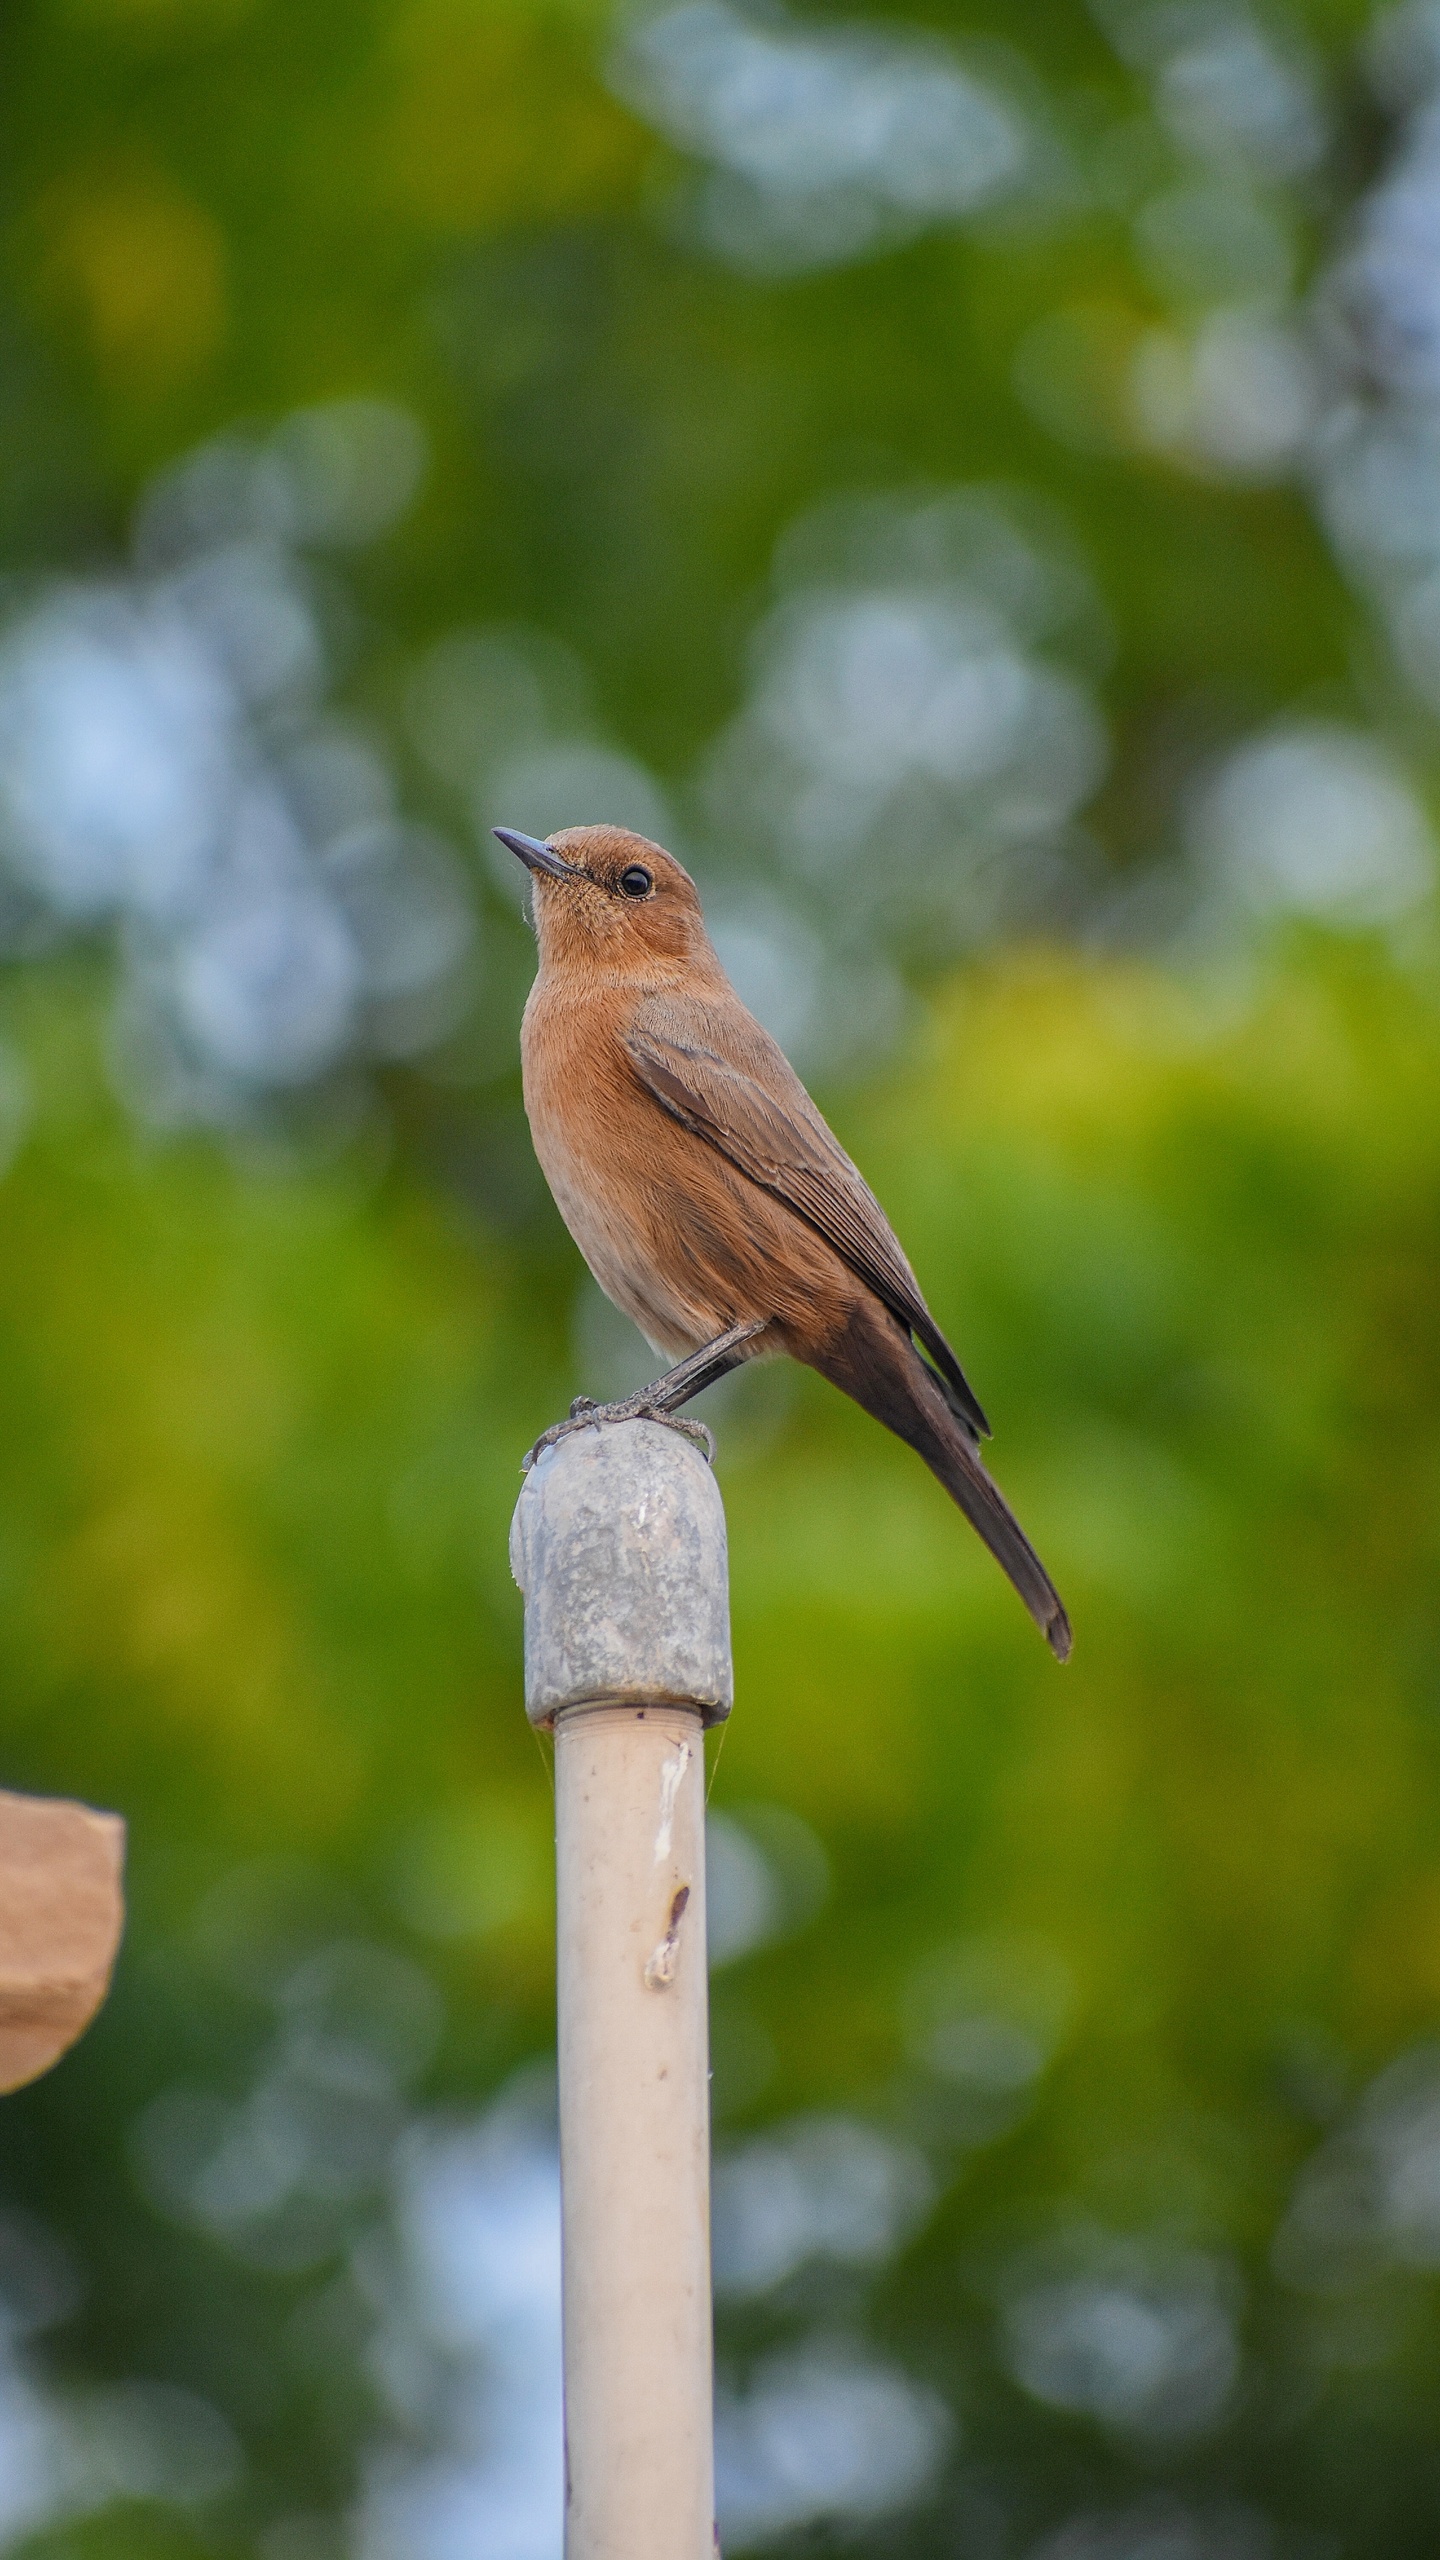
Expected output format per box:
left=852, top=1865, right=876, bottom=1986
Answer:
left=511, top=1418, right=730, bottom=2560
left=511, top=1418, right=733, bottom=1729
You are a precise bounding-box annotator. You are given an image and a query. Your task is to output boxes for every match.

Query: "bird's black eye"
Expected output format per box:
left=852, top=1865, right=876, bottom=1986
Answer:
left=618, top=865, right=653, bottom=899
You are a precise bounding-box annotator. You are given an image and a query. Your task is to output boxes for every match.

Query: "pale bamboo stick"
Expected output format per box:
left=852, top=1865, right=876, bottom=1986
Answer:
left=511, top=1417, right=732, bottom=2560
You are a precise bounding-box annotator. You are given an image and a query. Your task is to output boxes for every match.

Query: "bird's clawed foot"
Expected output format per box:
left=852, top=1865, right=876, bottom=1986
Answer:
left=522, top=1393, right=716, bottom=1473
left=520, top=1319, right=767, bottom=1473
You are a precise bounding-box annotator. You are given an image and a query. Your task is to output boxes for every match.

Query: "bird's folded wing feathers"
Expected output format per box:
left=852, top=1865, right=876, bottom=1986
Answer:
left=625, top=1004, right=991, bottom=1439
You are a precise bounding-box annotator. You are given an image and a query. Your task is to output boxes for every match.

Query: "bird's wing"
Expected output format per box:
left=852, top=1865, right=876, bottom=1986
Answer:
left=625, top=997, right=990, bottom=1438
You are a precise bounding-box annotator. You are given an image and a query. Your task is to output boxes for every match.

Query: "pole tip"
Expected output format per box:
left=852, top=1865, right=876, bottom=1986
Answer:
left=511, top=1419, right=733, bottom=1728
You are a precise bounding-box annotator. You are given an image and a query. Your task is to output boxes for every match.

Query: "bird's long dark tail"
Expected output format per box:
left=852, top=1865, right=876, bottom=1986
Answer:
left=807, top=1303, right=1073, bottom=1662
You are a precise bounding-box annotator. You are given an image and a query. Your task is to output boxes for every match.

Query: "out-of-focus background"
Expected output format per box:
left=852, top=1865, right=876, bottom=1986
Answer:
left=1, top=0, right=1440, bottom=2550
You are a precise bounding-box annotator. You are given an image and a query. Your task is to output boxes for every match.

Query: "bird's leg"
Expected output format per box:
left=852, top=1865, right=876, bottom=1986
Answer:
left=523, top=1319, right=768, bottom=1471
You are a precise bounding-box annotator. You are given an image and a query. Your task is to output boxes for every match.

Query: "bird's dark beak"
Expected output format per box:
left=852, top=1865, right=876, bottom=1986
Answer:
left=493, top=827, right=581, bottom=882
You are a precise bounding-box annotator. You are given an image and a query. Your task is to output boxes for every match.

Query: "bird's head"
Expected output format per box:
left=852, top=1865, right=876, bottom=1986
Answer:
left=494, top=824, right=711, bottom=976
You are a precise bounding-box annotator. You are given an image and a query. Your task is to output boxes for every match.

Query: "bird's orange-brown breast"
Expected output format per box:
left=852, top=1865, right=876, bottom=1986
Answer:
left=520, top=972, right=851, bottom=1361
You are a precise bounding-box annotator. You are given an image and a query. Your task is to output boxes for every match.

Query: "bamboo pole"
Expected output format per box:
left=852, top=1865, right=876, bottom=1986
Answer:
left=511, top=1417, right=731, bottom=2560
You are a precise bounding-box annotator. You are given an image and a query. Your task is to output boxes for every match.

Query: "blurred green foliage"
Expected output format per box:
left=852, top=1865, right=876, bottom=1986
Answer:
left=5, top=935, right=1440, bottom=2552
left=1, top=0, right=1440, bottom=2550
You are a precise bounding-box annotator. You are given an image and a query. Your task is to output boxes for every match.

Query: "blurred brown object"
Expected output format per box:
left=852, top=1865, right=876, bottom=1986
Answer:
left=0, top=1791, right=125, bottom=2093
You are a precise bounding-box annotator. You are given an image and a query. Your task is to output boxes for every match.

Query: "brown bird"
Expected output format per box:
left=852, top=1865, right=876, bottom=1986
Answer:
left=497, top=822, right=1071, bottom=1660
